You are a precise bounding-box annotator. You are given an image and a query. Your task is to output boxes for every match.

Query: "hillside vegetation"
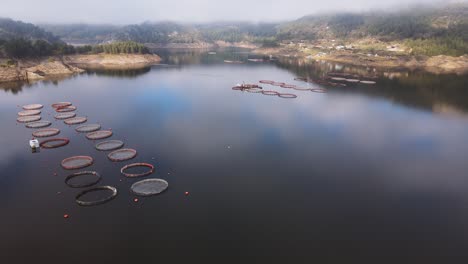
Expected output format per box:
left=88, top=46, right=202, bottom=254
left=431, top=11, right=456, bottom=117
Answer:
left=41, top=21, right=279, bottom=46
left=0, top=18, right=61, bottom=43
left=75, top=41, right=150, bottom=55
left=1, top=3, right=467, bottom=58
left=42, top=3, right=468, bottom=56
left=277, top=3, right=468, bottom=56
left=0, top=18, right=151, bottom=58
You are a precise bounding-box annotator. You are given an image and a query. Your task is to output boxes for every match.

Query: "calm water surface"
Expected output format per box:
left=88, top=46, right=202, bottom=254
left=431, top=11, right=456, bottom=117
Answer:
left=2, top=50, right=468, bottom=263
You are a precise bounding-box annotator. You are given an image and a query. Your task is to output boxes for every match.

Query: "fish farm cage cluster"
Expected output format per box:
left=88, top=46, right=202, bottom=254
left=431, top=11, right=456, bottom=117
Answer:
left=231, top=71, right=378, bottom=98
left=232, top=79, right=326, bottom=98
left=17, top=101, right=169, bottom=208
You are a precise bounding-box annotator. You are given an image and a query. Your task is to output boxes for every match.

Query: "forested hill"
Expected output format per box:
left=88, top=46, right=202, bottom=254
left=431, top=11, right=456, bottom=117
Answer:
left=40, top=21, right=279, bottom=45
left=278, top=3, right=468, bottom=40
left=38, top=3, right=467, bottom=43
left=0, top=18, right=151, bottom=58
left=0, top=18, right=72, bottom=58
left=276, top=3, right=468, bottom=56
left=1, top=3, right=467, bottom=57
left=38, top=23, right=118, bottom=45
left=0, top=18, right=62, bottom=43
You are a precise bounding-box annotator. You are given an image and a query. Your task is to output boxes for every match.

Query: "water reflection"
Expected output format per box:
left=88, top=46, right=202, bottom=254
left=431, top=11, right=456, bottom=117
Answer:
left=0, top=76, right=71, bottom=94
left=85, top=67, right=151, bottom=78
left=2, top=50, right=468, bottom=262
left=2, top=50, right=468, bottom=118
left=275, top=58, right=468, bottom=115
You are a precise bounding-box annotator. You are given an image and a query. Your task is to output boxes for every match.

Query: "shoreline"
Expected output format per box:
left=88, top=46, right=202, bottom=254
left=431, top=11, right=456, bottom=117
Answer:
left=0, top=53, right=161, bottom=83
left=253, top=47, right=468, bottom=75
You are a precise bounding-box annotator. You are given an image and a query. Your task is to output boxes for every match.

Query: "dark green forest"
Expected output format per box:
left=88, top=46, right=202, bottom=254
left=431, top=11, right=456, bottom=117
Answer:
left=79, top=41, right=150, bottom=54
left=0, top=38, right=150, bottom=58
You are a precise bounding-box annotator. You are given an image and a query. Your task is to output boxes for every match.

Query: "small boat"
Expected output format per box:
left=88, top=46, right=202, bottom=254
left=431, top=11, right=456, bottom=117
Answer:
left=30, top=139, right=40, bottom=152
left=208, top=52, right=217, bottom=55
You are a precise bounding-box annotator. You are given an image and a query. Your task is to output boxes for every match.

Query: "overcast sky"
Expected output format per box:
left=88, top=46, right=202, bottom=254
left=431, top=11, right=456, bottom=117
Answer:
left=0, top=0, right=463, bottom=24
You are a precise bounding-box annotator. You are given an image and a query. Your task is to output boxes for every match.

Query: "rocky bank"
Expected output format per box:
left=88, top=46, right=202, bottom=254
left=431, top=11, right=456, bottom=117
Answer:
left=254, top=47, right=468, bottom=74
left=0, top=53, right=162, bottom=83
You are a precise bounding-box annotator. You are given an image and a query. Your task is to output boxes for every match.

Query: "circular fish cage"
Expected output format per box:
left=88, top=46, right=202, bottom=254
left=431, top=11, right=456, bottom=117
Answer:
left=22, top=104, right=43, bottom=110
left=76, top=124, right=101, bottom=133
left=259, top=80, right=275, bottom=84
left=86, top=130, right=113, bottom=140
left=280, top=84, right=296, bottom=89
left=75, top=186, right=118, bottom=206
left=360, top=80, right=376, bottom=85
left=56, top=105, right=77, bottom=113
left=61, top=156, right=94, bottom=170
left=278, top=93, right=298, bottom=99
left=40, top=138, right=70, bottom=149
left=311, top=88, right=327, bottom=93
left=108, top=148, right=137, bottom=162
left=55, top=112, right=76, bottom=120
left=246, top=88, right=263, bottom=93
left=18, top=110, right=41, bottom=116
left=262, top=90, right=279, bottom=96
left=95, top=140, right=124, bottom=151
left=52, top=102, right=72, bottom=109
left=331, top=77, right=346, bottom=81
left=65, top=171, right=101, bottom=188
left=25, top=120, right=51, bottom=129
left=293, top=86, right=312, bottom=91
left=64, top=117, right=87, bottom=125
left=17, top=115, right=41, bottom=123
left=121, top=163, right=155, bottom=178
left=130, top=179, right=168, bottom=196
left=271, top=82, right=285, bottom=86
left=32, top=128, right=60, bottom=138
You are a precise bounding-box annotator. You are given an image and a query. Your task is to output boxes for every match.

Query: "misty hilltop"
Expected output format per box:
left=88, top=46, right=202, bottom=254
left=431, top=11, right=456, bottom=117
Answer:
left=0, top=2, right=467, bottom=59
left=0, top=18, right=62, bottom=43
left=37, top=3, right=466, bottom=43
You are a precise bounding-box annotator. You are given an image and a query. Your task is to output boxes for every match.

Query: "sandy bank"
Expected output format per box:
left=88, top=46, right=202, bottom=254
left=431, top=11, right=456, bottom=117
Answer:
left=64, top=53, right=161, bottom=69
left=0, top=53, right=162, bottom=83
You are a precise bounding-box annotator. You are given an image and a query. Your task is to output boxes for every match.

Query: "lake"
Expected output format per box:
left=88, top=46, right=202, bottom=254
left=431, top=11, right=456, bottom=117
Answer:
left=2, top=49, right=468, bottom=263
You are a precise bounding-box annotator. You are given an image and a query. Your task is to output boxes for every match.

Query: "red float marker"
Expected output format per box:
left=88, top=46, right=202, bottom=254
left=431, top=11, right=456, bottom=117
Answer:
left=134, top=198, right=139, bottom=202
left=63, top=214, right=69, bottom=219
left=185, top=192, right=189, bottom=196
